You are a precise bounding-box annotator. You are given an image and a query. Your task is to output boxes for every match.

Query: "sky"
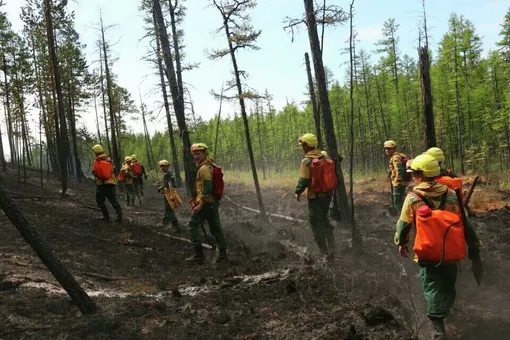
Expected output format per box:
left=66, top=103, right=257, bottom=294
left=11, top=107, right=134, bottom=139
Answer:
left=1, top=0, right=508, bottom=147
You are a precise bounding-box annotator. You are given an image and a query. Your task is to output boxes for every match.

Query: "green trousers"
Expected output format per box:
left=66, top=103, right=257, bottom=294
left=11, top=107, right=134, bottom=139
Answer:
left=419, top=264, right=458, bottom=318
left=187, top=201, right=226, bottom=250
left=308, top=196, right=334, bottom=254
left=164, top=196, right=177, bottom=222
left=392, top=185, right=406, bottom=214
left=125, top=183, right=136, bottom=205
left=96, top=184, right=122, bottom=218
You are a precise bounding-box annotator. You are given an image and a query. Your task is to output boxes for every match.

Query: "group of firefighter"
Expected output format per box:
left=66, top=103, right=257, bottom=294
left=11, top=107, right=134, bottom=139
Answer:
left=91, top=133, right=482, bottom=340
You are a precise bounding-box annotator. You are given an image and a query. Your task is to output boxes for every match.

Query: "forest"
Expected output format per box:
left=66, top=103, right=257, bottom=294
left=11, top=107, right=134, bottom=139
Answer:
left=0, top=0, right=509, bottom=339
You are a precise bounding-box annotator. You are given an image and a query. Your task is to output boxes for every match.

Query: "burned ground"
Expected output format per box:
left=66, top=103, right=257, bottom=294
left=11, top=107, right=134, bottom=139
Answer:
left=0, top=169, right=509, bottom=339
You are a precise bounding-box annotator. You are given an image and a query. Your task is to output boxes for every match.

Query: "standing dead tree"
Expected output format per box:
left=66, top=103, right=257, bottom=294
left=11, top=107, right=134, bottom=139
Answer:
left=0, top=180, right=97, bottom=314
left=419, top=0, right=436, bottom=148
left=209, top=0, right=267, bottom=220
left=305, top=52, right=322, bottom=148
left=152, top=0, right=196, bottom=196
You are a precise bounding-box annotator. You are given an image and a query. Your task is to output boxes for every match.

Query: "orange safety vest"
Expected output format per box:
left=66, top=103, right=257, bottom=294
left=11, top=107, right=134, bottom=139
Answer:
left=412, top=190, right=467, bottom=264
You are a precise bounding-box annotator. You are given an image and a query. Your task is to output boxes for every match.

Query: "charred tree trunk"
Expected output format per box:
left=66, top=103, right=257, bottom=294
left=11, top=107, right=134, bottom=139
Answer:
left=305, top=52, right=322, bottom=148
left=154, top=22, right=181, bottom=186
left=303, top=0, right=352, bottom=228
left=220, top=18, right=267, bottom=218
left=44, top=0, right=69, bottom=195
left=69, top=89, right=84, bottom=182
left=100, top=14, right=120, bottom=174
left=168, top=0, right=184, bottom=104
left=0, top=122, right=5, bottom=171
left=419, top=47, right=436, bottom=148
left=153, top=0, right=196, bottom=196
left=98, top=46, right=111, bottom=156
left=93, top=90, right=102, bottom=145
left=2, top=53, right=15, bottom=164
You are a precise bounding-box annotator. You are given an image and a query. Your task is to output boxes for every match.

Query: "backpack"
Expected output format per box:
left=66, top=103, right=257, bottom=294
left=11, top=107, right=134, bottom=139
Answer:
left=400, top=154, right=412, bottom=182
left=96, top=159, right=113, bottom=181
left=131, top=162, right=143, bottom=176
left=435, top=176, right=463, bottom=193
left=411, top=190, right=466, bottom=264
left=211, top=164, right=224, bottom=200
left=310, top=157, right=337, bottom=193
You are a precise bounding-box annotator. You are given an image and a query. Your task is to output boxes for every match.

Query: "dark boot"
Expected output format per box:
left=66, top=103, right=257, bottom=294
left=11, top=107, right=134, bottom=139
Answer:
left=216, top=248, right=228, bottom=264
left=114, top=206, right=123, bottom=224
left=99, top=207, right=110, bottom=222
left=185, top=247, right=205, bottom=265
left=171, top=220, right=181, bottom=233
left=430, top=318, right=447, bottom=340
left=126, top=199, right=131, bottom=207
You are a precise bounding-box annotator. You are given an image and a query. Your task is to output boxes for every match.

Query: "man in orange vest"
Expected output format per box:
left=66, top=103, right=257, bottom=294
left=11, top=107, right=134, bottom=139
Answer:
left=395, top=154, right=481, bottom=340
left=130, top=154, right=147, bottom=197
left=384, top=140, right=409, bottom=214
left=91, top=144, right=123, bottom=223
left=295, top=133, right=335, bottom=259
left=118, top=156, right=138, bottom=206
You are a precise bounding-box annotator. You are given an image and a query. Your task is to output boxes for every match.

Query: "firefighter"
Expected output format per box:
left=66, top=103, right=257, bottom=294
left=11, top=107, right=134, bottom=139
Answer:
left=157, top=159, right=181, bottom=232
left=295, top=133, right=335, bottom=259
left=425, top=147, right=457, bottom=177
left=395, top=154, right=481, bottom=340
left=186, top=143, right=227, bottom=264
left=384, top=140, right=409, bottom=214
left=130, top=154, right=147, bottom=197
left=91, top=144, right=123, bottom=223
left=118, top=156, right=138, bottom=206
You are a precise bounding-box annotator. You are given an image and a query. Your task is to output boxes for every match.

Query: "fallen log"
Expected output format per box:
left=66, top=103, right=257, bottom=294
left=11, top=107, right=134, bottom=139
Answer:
left=224, top=195, right=307, bottom=223
left=0, top=179, right=97, bottom=314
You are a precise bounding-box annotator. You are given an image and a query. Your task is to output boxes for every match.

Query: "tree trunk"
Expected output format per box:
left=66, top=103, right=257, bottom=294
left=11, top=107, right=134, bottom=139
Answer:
left=374, top=68, right=390, bottom=139
left=153, top=0, right=196, bottom=196
left=100, top=14, right=120, bottom=174
left=0, top=120, right=5, bottom=171
left=305, top=52, right=322, bottom=148
left=98, top=46, right=111, bottom=156
left=255, top=100, right=266, bottom=180
left=93, top=90, right=103, bottom=144
left=214, top=85, right=224, bottom=159
left=221, top=20, right=267, bottom=218
left=0, top=184, right=97, bottom=314
left=452, top=34, right=465, bottom=174
left=419, top=47, right=436, bottom=148
left=168, top=0, right=184, bottom=104
left=69, top=90, right=84, bottom=182
left=154, top=23, right=182, bottom=186
left=44, top=0, right=69, bottom=195
left=2, top=53, right=15, bottom=164
left=304, top=0, right=351, bottom=227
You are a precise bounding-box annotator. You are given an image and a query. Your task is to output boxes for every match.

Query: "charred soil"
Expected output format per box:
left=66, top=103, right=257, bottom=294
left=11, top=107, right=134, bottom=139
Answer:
left=0, top=168, right=509, bottom=339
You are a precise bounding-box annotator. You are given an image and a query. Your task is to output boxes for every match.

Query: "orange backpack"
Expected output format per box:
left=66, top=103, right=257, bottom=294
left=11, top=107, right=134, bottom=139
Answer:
left=412, top=190, right=467, bottom=264
left=310, top=157, right=337, bottom=193
left=131, top=162, right=143, bottom=176
left=95, top=159, right=113, bottom=181
left=435, top=176, right=463, bottom=192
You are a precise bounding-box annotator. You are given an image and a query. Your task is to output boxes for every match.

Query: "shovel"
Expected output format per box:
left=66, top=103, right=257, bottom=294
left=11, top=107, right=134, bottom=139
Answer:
left=455, top=188, right=483, bottom=285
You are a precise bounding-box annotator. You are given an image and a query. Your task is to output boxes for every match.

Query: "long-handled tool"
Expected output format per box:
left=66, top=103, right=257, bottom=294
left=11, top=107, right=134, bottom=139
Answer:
left=455, top=188, right=483, bottom=285
left=464, top=176, right=479, bottom=208
left=188, top=198, right=216, bottom=250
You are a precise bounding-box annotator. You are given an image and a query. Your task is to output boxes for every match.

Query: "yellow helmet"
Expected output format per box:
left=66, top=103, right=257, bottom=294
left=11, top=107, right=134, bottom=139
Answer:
left=298, top=133, right=318, bottom=148
left=131, top=154, right=137, bottom=160
left=321, top=150, right=328, bottom=157
left=92, top=144, right=104, bottom=153
left=125, top=156, right=132, bottom=162
left=191, top=143, right=209, bottom=153
left=425, top=147, right=445, bottom=163
left=383, top=140, right=397, bottom=148
left=159, top=160, right=169, bottom=166
left=410, top=154, right=440, bottom=178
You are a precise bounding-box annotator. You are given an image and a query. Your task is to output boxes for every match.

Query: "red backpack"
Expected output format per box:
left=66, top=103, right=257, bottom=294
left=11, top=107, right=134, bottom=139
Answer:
left=94, top=159, right=113, bottom=181
left=310, top=157, right=337, bottom=193
left=211, top=164, right=224, bottom=200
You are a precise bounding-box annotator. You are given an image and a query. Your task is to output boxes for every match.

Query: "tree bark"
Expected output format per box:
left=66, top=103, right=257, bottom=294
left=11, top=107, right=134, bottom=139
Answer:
left=0, top=183, right=97, bottom=314
left=305, top=52, right=322, bottom=148
left=303, top=0, right=351, bottom=227
left=168, top=0, right=184, bottom=104
left=154, top=21, right=182, bottom=187
left=419, top=47, right=436, bottom=148
left=44, top=0, right=69, bottom=195
left=100, top=13, right=120, bottom=174
left=98, top=45, right=111, bottom=156
left=153, top=0, right=196, bottom=196
left=2, top=53, right=15, bottom=164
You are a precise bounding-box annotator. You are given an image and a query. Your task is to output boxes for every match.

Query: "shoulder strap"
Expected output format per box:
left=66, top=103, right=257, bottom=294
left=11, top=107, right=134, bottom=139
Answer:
left=411, top=190, right=435, bottom=209
left=438, top=191, right=449, bottom=210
